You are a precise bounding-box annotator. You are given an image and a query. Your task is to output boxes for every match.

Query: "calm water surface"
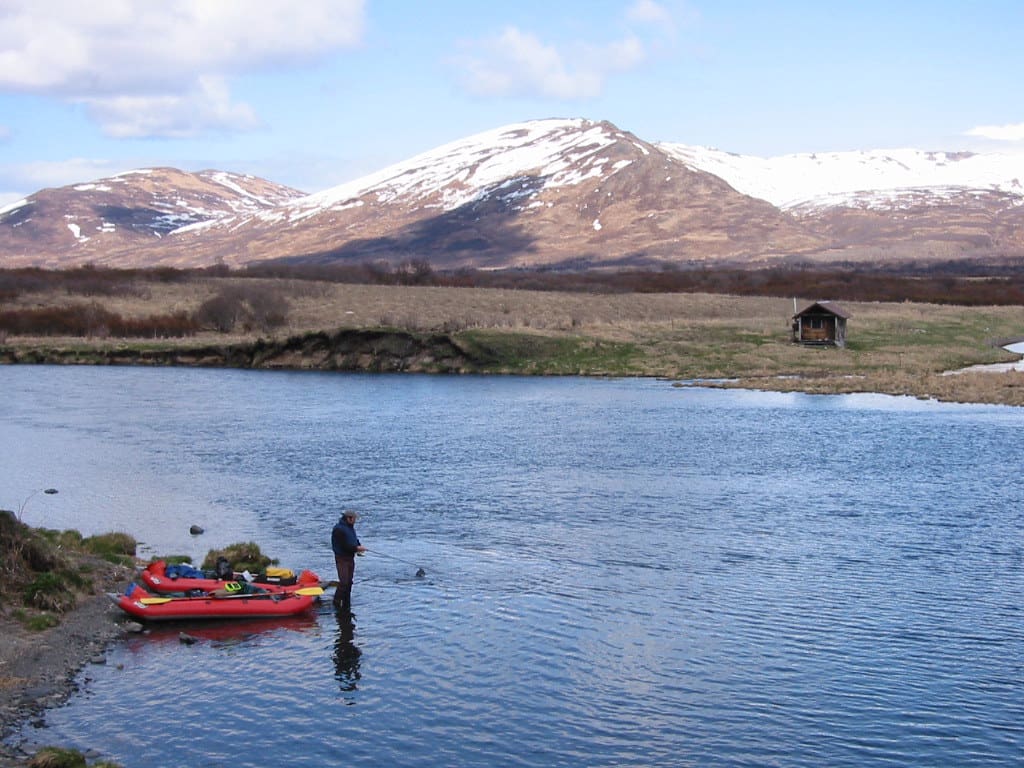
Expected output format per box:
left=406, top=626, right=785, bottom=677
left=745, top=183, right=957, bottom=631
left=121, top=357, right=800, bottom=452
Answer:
left=2, top=367, right=1022, bottom=767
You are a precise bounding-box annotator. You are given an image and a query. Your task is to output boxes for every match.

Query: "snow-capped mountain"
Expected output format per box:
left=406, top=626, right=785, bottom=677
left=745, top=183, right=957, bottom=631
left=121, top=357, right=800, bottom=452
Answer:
left=2, top=118, right=1023, bottom=271
left=212, top=118, right=819, bottom=270
left=658, top=143, right=1024, bottom=210
left=0, top=168, right=304, bottom=269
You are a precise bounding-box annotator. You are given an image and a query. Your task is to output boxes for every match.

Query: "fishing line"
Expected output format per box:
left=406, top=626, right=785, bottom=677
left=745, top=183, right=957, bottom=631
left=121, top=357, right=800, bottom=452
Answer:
left=364, top=548, right=426, bottom=577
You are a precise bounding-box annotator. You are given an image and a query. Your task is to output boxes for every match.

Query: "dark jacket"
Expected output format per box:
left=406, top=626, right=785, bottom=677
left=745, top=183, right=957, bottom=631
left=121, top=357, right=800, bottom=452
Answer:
left=332, top=518, right=361, bottom=559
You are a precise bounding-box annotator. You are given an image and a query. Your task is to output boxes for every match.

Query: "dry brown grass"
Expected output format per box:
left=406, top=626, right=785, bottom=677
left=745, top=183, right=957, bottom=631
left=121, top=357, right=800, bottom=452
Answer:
left=5, top=277, right=1024, bottom=405
left=4, top=278, right=798, bottom=335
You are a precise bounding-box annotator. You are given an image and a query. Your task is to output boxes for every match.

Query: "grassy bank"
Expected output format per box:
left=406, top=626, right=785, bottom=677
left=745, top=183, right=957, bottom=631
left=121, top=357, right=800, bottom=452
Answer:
left=2, top=277, right=1024, bottom=405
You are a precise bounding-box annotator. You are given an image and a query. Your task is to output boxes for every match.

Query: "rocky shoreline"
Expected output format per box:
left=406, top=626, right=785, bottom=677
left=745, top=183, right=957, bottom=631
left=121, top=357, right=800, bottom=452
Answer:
left=0, top=328, right=488, bottom=374
left=0, top=576, right=133, bottom=766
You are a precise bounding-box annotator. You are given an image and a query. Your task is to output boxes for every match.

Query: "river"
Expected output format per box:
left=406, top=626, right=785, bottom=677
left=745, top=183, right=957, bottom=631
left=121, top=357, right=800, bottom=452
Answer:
left=2, top=366, right=1022, bottom=767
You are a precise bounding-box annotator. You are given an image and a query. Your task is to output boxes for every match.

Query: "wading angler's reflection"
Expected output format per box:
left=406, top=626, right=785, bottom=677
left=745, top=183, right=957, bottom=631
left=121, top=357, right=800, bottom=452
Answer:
left=333, top=612, right=362, bottom=695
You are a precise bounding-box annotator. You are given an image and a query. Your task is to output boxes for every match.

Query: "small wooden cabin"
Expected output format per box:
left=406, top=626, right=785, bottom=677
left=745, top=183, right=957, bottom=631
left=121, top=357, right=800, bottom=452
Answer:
left=792, top=301, right=850, bottom=347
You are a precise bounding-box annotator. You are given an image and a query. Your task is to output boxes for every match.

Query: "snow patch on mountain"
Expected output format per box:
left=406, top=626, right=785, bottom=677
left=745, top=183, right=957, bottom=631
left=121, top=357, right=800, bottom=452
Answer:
left=275, top=118, right=635, bottom=223
left=0, top=198, right=28, bottom=217
left=659, top=144, right=1024, bottom=210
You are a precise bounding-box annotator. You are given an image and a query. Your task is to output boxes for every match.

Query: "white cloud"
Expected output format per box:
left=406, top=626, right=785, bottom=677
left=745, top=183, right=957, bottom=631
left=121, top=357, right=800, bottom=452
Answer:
left=456, top=24, right=649, bottom=101
left=0, top=0, right=365, bottom=136
left=2, top=157, right=126, bottom=193
left=82, top=76, right=261, bottom=138
left=458, top=27, right=601, bottom=99
left=626, top=0, right=675, bottom=28
left=453, top=2, right=684, bottom=101
left=965, top=122, right=1024, bottom=142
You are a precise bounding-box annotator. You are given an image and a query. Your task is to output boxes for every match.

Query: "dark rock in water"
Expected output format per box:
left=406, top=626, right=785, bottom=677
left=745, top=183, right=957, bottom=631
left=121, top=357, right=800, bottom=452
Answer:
left=416, top=568, right=426, bottom=577
left=189, top=525, right=204, bottom=535
left=179, top=632, right=197, bottom=645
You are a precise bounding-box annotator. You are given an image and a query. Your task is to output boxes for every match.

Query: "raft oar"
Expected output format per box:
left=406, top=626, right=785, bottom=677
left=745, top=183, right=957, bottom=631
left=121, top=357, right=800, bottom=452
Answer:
left=364, top=548, right=426, bottom=577
left=139, top=586, right=323, bottom=604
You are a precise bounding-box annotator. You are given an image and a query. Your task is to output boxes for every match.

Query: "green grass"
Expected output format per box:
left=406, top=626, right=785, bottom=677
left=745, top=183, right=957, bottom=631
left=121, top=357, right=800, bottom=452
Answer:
left=83, top=532, right=137, bottom=566
left=24, top=745, right=125, bottom=767
left=457, top=330, right=642, bottom=375
left=12, top=608, right=60, bottom=632
left=200, top=541, right=279, bottom=573
left=1, top=511, right=137, bottom=626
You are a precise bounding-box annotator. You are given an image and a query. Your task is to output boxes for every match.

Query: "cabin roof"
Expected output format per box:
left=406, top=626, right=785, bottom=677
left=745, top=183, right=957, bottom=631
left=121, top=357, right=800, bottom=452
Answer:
left=793, top=300, right=851, bottom=320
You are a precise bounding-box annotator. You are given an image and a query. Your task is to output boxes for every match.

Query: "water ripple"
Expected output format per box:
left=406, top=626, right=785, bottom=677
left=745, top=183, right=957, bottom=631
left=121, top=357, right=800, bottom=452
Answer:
left=3, top=370, right=1023, bottom=767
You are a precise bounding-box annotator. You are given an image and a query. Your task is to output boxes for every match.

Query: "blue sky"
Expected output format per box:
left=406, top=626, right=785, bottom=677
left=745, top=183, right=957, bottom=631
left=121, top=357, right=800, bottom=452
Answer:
left=1, top=0, right=1023, bottom=206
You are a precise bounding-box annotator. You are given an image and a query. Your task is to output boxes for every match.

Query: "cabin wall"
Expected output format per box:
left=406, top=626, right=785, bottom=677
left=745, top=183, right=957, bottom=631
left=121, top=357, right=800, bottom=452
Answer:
left=794, top=314, right=846, bottom=347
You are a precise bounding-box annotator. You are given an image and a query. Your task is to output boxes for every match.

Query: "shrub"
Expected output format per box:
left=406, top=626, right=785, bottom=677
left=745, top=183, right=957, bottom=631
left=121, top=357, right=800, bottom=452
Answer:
left=1, top=512, right=132, bottom=625
left=83, top=532, right=137, bottom=558
left=194, top=285, right=291, bottom=333
left=201, top=541, right=279, bottom=573
left=27, top=746, right=88, bottom=768
left=246, top=286, right=290, bottom=331
left=24, top=572, right=76, bottom=612
left=195, top=291, right=244, bottom=332
left=0, top=303, right=197, bottom=338
left=22, top=612, right=61, bottom=632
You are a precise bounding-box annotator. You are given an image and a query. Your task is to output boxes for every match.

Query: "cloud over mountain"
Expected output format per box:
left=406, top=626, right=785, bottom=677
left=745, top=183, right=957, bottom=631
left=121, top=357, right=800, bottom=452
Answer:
left=453, top=1, right=671, bottom=100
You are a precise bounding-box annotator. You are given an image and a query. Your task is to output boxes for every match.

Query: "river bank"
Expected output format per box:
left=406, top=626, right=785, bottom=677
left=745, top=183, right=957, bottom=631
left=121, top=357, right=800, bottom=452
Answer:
left=0, top=585, right=133, bottom=766
left=3, top=280, right=1024, bottom=405
left=3, top=327, right=1024, bottom=406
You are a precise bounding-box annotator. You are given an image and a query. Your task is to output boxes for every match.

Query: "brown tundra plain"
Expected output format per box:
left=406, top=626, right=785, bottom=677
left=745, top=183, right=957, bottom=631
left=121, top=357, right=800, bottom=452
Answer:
left=2, top=268, right=1024, bottom=406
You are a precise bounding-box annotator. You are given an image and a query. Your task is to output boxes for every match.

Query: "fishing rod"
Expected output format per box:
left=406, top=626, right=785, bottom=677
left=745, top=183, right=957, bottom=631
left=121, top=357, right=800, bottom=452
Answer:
left=364, top=548, right=426, bottom=577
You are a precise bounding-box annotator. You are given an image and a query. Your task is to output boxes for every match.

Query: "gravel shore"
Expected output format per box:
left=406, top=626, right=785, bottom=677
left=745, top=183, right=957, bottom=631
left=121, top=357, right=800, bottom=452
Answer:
left=0, top=568, right=134, bottom=766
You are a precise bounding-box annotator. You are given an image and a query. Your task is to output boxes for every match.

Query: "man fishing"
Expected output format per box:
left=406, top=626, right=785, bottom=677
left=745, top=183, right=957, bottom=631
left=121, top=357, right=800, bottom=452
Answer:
left=331, top=510, right=366, bottom=612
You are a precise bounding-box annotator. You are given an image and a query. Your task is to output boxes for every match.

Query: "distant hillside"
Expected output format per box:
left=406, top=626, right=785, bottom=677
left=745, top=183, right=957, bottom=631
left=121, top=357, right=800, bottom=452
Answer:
left=3, top=118, right=1024, bottom=271
left=0, top=168, right=304, bottom=269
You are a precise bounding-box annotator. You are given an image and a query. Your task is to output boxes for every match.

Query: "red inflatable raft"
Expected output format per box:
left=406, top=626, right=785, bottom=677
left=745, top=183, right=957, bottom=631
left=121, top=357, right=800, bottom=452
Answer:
left=139, top=560, right=321, bottom=595
left=112, top=583, right=321, bottom=622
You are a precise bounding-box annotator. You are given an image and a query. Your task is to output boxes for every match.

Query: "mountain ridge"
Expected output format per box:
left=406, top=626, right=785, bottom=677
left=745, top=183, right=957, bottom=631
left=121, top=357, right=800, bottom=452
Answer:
left=3, top=118, right=1024, bottom=271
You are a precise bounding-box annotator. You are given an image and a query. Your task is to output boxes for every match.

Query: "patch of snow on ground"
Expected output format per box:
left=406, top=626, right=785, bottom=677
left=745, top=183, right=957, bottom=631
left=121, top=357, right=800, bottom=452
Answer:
left=943, top=342, right=1024, bottom=375
left=208, top=172, right=253, bottom=198
left=171, top=219, right=225, bottom=235
left=112, top=169, right=154, bottom=179
left=0, top=198, right=29, bottom=216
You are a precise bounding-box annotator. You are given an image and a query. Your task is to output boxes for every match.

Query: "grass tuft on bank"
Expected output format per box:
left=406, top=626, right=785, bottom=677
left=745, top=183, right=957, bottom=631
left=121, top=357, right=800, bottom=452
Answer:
left=0, top=511, right=137, bottom=630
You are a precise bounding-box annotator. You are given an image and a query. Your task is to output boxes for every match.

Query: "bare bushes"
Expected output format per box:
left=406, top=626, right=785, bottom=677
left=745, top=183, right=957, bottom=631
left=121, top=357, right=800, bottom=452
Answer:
left=0, top=283, right=292, bottom=338
left=0, top=303, right=197, bottom=338
left=194, top=284, right=290, bottom=333
left=0, top=265, right=178, bottom=300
